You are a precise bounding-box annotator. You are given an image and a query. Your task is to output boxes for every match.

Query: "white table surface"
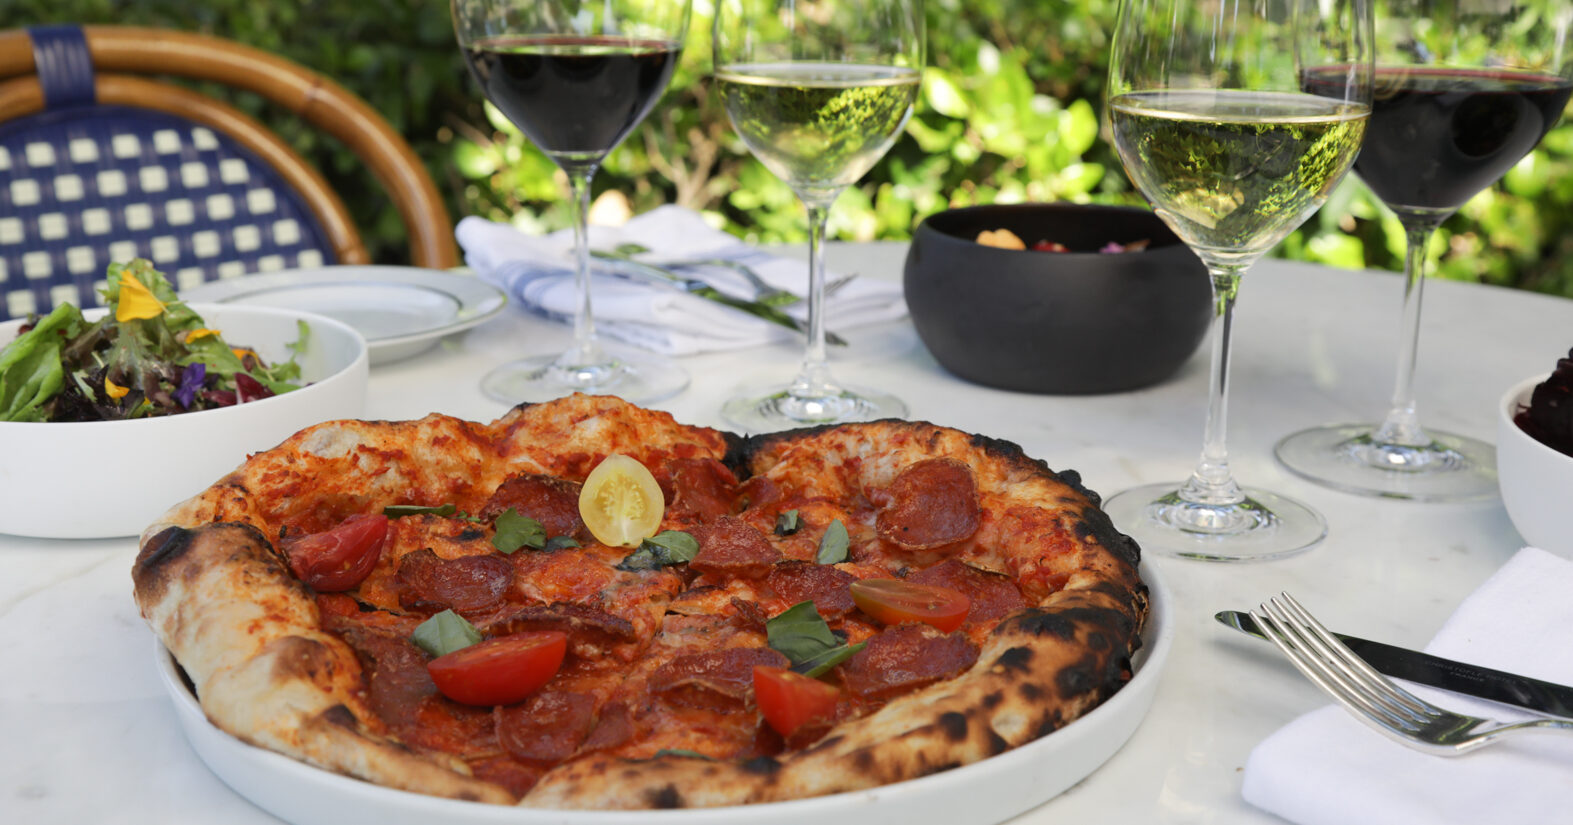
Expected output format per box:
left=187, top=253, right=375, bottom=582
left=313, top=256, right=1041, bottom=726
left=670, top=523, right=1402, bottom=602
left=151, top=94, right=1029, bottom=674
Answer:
left=3, top=242, right=1568, bottom=824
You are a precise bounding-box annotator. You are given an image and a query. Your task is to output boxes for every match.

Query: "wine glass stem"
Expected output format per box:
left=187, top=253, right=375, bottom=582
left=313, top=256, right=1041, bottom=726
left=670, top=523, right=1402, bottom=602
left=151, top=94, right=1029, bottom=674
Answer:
left=790, top=198, right=838, bottom=397
left=1373, top=215, right=1446, bottom=447
left=1179, top=267, right=1247, bottom=507
left=563, top=167, right=604, bottom=367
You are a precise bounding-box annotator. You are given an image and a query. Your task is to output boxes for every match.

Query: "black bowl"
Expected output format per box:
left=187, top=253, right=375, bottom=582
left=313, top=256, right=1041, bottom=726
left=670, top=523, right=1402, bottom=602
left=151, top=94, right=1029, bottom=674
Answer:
left=903, top=203, right=1212, bottom=394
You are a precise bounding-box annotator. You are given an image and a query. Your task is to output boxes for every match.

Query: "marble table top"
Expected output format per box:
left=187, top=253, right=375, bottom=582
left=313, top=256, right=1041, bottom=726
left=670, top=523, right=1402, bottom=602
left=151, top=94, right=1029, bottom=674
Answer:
left=3, top=241, right=1567, bottom=824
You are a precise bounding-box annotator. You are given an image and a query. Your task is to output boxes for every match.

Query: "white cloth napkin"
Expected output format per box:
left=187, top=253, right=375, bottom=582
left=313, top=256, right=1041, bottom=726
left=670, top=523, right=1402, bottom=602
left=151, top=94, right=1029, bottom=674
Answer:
left=455, top=205, right=907, bottom=356
left=1242, top=546, right=1573, bottom=825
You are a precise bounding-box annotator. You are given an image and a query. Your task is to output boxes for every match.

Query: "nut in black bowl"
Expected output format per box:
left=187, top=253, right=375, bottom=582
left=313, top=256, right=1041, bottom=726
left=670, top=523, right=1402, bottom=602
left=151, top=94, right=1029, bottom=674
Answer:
left=903, top=203, right=1212, bottom=394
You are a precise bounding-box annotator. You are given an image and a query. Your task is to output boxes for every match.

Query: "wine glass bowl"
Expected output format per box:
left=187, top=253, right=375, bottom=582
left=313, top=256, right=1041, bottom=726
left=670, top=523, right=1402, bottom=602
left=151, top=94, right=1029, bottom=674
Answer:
left=1275, top=0, right=1573, bottom=500
left=452, top=0, right=693, bottom=405
left=712, top=0, right=922, bottom=431
left=1101, top=0, right=1373, bottom=560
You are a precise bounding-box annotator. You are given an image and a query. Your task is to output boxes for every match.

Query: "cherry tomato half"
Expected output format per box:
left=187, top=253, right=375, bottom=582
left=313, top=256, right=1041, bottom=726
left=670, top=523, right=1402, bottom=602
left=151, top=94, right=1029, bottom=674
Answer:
left=849, top=578, right=971, bottom=633
left=283, top=513, right=388, bottom=592
left=753, top=665, right=841, bottom=739
left=427, top=631, right=568, bottom=707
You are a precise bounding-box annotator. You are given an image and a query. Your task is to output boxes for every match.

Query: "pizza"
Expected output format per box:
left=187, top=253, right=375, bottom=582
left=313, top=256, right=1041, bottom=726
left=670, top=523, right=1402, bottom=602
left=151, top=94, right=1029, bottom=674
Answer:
left=132, top=393, right=1148, bottom=809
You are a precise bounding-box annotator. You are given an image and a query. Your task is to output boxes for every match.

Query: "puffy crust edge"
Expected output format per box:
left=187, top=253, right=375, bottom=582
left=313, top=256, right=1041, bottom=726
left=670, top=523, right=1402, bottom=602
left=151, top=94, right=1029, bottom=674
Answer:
left=132, top=522, right=515, bottom=805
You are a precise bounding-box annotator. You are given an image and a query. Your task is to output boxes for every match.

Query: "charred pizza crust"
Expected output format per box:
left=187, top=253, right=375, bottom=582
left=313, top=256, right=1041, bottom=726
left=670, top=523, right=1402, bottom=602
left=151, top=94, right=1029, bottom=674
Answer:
left=132, top=394, right=1146, bottom=809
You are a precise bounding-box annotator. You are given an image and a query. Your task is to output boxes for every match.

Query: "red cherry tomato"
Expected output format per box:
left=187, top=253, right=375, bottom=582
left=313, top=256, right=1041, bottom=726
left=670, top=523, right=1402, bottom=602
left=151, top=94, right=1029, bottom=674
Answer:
left=1031, top=240, right=1069, bottom=252
left=427, top=632, right=568, bottom=707
left=283, top=513, right=388, bottom=592
left=849, top=579, right=971, bottom=633
left=753, top=665, right=841, bottom=738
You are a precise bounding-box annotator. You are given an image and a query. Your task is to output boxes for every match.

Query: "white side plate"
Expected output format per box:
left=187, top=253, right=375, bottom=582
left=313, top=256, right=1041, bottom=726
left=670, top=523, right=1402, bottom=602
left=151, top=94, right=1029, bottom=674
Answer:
left=156, top=563, right=1173, bottom=825
left=182, top=267, right=507, bottom=365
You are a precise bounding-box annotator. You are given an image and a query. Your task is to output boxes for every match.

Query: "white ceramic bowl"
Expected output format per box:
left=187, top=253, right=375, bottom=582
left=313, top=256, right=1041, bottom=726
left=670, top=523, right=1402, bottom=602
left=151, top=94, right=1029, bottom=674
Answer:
left=1497, top=374, right=1573, bottom=556
left=0, top=304, right=368, bottom=539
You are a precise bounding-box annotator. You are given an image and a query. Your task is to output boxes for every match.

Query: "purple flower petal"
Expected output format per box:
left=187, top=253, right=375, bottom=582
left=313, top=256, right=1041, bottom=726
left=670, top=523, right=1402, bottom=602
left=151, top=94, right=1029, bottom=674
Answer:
left=174, top=363, right=207, bottom=409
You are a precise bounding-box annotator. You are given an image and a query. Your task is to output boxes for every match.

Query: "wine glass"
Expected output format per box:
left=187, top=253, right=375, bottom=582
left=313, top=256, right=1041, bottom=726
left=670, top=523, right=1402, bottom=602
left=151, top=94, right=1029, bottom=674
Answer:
left=1102, top=0, right=1373, bottom=560
left=1275, top=0, right=1573, bottom=500
left=712, top=0, right=921, bottom=431
left=453, top=0, right=693, bottom=404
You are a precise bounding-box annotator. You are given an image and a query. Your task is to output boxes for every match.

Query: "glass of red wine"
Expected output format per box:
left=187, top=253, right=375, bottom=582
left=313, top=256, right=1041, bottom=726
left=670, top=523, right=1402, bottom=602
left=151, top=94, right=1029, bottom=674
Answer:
left=1277, top=0, right=1573, bottom=500
left=453, top=0, right=693, bottom=404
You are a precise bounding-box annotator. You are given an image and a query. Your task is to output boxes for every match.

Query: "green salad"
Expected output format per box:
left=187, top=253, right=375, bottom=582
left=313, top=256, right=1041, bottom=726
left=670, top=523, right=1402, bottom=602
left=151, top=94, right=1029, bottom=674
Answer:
left=0, top=259, right=307, bottom=422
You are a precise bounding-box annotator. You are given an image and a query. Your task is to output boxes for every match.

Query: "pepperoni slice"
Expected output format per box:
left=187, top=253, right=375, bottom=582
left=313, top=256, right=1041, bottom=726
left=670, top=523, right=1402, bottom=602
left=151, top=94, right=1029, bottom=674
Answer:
left=579, top=701, right=635, bottom=754
left=907, top=559, right=1027, bottom=627
left=874, top=457, right=982, bottom=551
left=481, top=602, right=638, bottom=659
left=396, top=549, right=514, bottom=614
left=480, top=473, right=586, bottom=539
left=690, top=516, right=782, bottom=579
left=839, top=624, right=979, bottom=701
left=766, top=561, right=856, bottom=618
left=495, top=692, right=597, bottom=763
left=667, top=458, right=740, bottom=522
left=650, top=647, right=790, bottom=707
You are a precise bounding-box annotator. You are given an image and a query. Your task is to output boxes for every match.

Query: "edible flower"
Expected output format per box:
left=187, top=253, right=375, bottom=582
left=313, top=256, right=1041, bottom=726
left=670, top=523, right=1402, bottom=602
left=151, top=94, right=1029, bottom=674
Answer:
left=185, top=328, right=220, bottom=343
left=104, top=376, right=130, bottom=400
left=114, top=272, right=166, bottom=322
left=232, top=347, right=258, bottom=363
left=173, top=363, right=206, bottom=409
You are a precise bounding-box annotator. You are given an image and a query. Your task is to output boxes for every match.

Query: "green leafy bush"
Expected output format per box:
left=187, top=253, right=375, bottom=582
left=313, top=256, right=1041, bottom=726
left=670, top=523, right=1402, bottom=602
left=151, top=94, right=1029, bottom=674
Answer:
left=20, top=0, right=1573, bottom=296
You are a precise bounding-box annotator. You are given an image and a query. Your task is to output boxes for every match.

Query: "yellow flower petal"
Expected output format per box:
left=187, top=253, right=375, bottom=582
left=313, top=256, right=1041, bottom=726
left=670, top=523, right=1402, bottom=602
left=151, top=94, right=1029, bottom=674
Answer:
left=186, top=328, right=220, bottom=342
left=115, top=273, right=166, bottom=321
left=104, top=377, right=130, bottom=400
left=232, top=347, right=257, bottom=363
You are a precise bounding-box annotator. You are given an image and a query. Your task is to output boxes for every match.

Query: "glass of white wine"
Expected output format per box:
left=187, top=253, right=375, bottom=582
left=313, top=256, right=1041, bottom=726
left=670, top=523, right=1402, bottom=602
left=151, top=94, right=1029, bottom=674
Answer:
left=712, top=0, right=922, bottom=431
left=1102, top=0, right=1373, bottom=561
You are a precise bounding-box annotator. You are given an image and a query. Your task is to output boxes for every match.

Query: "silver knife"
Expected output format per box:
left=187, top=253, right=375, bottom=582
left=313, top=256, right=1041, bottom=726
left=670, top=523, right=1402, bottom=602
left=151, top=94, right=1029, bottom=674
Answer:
left=1216, top=610, right=1573, bottom=718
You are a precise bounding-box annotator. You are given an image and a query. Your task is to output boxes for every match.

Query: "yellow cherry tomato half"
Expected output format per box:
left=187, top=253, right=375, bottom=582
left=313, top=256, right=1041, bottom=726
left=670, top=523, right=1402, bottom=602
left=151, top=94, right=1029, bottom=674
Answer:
left=578, top=454, right=665, bottom=547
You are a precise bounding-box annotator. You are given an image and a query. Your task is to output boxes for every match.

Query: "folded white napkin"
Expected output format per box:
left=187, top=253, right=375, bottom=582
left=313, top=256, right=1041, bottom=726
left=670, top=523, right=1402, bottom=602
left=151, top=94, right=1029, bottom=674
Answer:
left=1242, top=546, right=1573, bottom=825
left=455, top=205, right=907, bottom=356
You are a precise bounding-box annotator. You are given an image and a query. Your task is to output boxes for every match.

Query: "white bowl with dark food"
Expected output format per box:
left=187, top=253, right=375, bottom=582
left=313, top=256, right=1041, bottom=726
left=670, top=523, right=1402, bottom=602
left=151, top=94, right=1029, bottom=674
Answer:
left=0, top=304, right=368, bottom=539
left=1498, top=363, right=1573, bottom=556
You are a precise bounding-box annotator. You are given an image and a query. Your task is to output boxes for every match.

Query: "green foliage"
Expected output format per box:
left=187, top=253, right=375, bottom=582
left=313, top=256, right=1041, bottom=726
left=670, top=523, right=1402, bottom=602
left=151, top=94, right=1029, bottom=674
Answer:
left=19, top=0, right=1573, bottom=296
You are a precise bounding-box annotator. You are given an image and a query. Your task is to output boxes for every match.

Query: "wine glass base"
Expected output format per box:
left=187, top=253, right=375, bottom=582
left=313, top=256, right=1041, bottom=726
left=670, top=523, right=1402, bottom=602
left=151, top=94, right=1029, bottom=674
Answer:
left=1274, top=424, right=1498, bottom=502
left=1103, top=481, right=1327, bottom=562
left=480, top=348, right=689, bottom=406
left=721, top=381, right=907, bottom=433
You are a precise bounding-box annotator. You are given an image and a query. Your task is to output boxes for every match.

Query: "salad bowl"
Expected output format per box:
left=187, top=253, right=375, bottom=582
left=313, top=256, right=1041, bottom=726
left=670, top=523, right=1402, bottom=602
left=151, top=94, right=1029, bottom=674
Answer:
left=0, top=304, right=368, bottom=539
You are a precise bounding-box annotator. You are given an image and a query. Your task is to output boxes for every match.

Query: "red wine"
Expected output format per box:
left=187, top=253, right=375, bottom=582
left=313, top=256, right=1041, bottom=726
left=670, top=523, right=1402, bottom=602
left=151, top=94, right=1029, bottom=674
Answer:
left=1305, top=67, right=1571, bottom=213
left=464, top=36, right=680, bottom=165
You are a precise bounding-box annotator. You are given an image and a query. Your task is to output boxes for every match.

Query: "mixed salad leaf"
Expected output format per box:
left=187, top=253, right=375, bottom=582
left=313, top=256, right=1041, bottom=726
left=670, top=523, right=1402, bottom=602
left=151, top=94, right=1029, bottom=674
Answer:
left=0, top=259, right=307, bottom=422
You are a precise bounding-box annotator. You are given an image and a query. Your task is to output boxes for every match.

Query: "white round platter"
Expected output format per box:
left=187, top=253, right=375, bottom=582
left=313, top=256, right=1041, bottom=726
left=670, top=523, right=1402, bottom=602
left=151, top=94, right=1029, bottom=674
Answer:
left=181, top=266, right=507, bottom=365
left=156, top=561, right=1173, bottom=825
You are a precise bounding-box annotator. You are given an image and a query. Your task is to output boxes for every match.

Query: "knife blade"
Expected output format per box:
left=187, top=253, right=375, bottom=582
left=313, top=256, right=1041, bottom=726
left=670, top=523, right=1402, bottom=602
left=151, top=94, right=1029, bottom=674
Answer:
left=1215, top=610, right=1573, bottom=718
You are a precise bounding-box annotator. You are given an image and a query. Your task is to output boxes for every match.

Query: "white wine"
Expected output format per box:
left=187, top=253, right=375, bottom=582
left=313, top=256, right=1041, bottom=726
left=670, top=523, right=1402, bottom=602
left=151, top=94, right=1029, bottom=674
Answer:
left=1110, top=90, right=1367, bottom=262
left=716, top=63, right=919, bottom=202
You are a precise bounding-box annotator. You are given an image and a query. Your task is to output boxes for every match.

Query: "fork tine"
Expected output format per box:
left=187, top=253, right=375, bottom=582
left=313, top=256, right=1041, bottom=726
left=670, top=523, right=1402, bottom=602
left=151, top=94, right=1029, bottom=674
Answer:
left=1251, top=606, right=1416, bottom=730
left=1261, top=597, right=1423, bottom=727
left=1272, top=593, right=1439, bottom=722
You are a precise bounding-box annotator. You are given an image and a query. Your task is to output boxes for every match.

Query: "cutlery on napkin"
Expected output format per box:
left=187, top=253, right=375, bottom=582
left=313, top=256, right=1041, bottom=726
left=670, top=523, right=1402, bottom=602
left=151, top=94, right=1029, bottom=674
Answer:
left=1241, top=547, right=1573, bottom=825
left=455, top=206, right=907, bottom=356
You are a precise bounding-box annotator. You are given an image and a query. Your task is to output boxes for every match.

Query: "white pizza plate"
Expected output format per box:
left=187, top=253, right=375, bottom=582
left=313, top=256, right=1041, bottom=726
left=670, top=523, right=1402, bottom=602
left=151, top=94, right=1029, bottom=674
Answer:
left=155, top=562, right=1173, bottom=825
left=180, top=266, right=507, bottom=365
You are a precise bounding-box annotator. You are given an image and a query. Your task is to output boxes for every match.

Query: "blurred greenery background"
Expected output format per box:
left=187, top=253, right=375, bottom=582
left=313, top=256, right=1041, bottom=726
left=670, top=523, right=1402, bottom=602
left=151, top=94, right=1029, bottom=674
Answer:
left=17, top=0, right=1573, bottom=296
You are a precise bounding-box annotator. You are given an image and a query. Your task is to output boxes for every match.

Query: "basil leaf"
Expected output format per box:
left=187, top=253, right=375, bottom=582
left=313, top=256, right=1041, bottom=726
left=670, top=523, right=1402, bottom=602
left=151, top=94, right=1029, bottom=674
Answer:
left=774, top=509, right=801, bottom=536
left=766, top=601, right=840, bottom=664
left=493, top=508, right=546, bottom=554
left=815, top=519, right=849, bottom=564
left=652, top=748, right=713, bottom=760
left=411, top=609, right=481, bottom=658
left=544, top=535, right=581, bottom=551
left=616, top=530, right=698, bottom=571
left=796, top=640, right=867, bottom=678
left=383, top=503, right=456, bottom=519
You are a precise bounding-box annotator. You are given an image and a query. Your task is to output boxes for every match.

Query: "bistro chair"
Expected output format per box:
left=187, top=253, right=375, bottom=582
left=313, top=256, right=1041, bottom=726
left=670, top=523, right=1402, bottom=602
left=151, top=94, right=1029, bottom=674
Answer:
left=0, top=24, right=457, bottom=321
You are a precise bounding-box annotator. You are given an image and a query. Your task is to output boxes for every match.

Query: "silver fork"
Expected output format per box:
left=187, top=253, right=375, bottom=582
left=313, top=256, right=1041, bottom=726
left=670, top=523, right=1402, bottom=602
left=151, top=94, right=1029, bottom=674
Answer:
left=595, top=245, right=856, bottom=306
left=1251, top=592, right=1573, bottom=755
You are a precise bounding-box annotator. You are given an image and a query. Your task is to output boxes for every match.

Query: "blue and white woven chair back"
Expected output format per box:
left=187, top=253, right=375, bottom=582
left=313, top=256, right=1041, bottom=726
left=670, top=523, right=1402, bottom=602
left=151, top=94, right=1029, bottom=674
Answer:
left=0, top=25, right=340, bottom=322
